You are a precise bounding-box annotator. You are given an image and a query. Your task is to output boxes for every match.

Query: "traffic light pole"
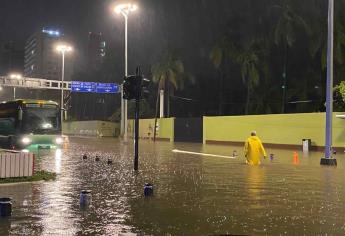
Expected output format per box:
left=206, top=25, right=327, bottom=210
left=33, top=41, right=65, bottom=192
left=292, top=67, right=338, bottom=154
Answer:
left=134, top=66, right=141, bottom=171
left=134, top=97, right=140, bottom=171
left=123, top=66, right=149, bottom=171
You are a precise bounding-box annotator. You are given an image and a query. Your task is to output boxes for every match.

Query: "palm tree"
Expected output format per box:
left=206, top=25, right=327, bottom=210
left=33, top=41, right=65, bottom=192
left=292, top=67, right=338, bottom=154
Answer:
left=210, top=36, right=238, bottom=115
left=272, top=0, right=309, bottom=113
left=237, top=42, right=261, bottom=115
left=151, top=50, right=186, bottom=141
left=309, top=5, right=345, bottom=73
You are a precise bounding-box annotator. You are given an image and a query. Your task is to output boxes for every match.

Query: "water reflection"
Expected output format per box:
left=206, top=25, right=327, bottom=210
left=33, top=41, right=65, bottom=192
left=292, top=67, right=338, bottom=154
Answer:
left=0, top=218, right=11, bottom=235
left=245, top=166, right=266, bottom=201
left=55, top=149, right=62, bottom=173
left=0, top=138, right=345, bottom=235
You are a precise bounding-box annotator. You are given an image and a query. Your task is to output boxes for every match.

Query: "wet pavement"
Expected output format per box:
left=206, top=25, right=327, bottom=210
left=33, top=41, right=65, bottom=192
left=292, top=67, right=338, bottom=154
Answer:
left=0, top=137, right=345, bottom=236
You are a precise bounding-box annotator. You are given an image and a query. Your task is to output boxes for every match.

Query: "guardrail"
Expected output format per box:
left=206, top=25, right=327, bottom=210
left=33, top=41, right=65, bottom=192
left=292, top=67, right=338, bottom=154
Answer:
left=0, top=151, right=35, bottom=178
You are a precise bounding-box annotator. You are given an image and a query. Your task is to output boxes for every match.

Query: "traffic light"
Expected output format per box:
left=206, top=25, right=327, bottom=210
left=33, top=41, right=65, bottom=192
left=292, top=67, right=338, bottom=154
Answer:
left=122, top=75, right=150, bottom=100
left=123, top=75, right=139, bottom=100
left=140, top=77, right=150, bottom=98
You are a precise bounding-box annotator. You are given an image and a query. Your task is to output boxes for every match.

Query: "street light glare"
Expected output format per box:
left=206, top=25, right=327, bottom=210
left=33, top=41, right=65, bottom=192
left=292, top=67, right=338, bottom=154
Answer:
left=114, top=3, right=137, bottom=14
left=56, top=44, right=73, bottom=53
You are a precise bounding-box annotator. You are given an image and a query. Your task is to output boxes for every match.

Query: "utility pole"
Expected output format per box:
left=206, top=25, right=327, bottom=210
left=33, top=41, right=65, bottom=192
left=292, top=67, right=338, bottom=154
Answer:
left=123, top=66, right=150, bottom=171
left=321, top=0, right=337, bottom=166
left=134, top=67, right=141, bottom=171
left=114, top=3, right=137, bottom=143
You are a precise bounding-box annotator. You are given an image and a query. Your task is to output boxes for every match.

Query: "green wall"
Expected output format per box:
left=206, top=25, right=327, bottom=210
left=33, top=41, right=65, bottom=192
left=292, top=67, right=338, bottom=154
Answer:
left=63, top=121, right=120, bottom=137
left=128, top=118, right=174, bottom=141
left=204, top=113, right=345, bottom=148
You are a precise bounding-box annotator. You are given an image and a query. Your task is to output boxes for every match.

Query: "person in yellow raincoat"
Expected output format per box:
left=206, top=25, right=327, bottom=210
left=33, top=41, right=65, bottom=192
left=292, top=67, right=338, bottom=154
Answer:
left=244, top=131, right=267, bottom=165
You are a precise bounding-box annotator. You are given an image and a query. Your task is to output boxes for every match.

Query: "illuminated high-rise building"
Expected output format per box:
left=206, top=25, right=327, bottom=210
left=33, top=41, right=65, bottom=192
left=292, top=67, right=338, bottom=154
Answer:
left=24, top=28, right=73, bottom=81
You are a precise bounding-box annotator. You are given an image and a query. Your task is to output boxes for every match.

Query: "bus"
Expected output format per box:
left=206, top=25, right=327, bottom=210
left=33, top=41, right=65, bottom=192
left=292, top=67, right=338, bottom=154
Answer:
left=0, top=99, right=65, bottom=151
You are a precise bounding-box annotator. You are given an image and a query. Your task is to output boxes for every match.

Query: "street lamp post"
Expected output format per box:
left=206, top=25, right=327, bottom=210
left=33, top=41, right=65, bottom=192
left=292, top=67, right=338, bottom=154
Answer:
left=9, top=73, right=22, bottom=100
left=56, top=44, right=72, bottom=123
left=114, top=3, right=137, bottom=143
left=321, top=0, right=337, bottom=166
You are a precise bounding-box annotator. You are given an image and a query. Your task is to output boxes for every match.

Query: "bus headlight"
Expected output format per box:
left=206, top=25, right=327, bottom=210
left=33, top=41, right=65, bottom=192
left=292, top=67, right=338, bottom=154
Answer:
left=55, top=137, right=63, bottom=145
left=22, top=137, right=31, bottom=144
left=42, top=123, right=53, bottom=129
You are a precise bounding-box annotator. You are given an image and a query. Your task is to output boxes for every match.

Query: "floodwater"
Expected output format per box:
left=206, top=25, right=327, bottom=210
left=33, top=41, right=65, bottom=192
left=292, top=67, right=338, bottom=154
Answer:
left=1, top=137, right=345, bottom=236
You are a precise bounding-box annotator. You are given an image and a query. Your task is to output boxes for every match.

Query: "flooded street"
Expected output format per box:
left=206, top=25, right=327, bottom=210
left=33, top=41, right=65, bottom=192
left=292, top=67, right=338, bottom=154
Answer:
left=1, top=137, right=345, bottom=235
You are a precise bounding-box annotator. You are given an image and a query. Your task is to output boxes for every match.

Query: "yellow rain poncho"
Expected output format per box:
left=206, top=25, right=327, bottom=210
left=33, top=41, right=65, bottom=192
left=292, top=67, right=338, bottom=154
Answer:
left=244, top=136, right=267, bottom=165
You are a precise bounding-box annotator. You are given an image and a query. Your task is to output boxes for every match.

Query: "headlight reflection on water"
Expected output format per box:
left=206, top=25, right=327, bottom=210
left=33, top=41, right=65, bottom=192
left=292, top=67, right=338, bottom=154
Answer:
left=55, top=149, right=62, bottom=173
left=55, top=137, right=63, bottom=145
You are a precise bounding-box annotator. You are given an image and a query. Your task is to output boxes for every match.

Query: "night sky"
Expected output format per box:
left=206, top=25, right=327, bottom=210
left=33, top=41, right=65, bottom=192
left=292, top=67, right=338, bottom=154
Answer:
left=1, top=0, right=109, bottom=46
left=0, top=0, right=234, bottom=74
left=0, top=0, right=239, bottom=117
left=2, top=1, right=329, bottom=117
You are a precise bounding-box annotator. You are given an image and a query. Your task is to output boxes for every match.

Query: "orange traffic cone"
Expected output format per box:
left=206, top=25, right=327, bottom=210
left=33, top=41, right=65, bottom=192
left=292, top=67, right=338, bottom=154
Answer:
left=293, top=151, right=300, bottom=165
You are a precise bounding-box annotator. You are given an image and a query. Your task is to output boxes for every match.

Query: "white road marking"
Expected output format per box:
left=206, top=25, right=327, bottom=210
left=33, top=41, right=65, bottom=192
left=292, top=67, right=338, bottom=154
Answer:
left=172, top=149, right=236, bottom=159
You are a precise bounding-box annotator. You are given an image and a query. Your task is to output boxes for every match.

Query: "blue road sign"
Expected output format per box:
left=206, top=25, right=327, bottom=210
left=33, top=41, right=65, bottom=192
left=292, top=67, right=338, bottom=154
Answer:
left=96, top=83, right=119, bottom=94
left=71, top=81, right=96, bottom=93
left=71, top=81, right=120, bottom=93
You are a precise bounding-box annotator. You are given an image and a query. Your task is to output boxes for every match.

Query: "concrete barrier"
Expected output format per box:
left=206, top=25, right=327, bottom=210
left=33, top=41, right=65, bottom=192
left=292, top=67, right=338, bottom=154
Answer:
left=0, top=151, right=35, bottom=178
left=128, top=118, right=175, bottom=142
left=63, top=121, right=120, bottom=137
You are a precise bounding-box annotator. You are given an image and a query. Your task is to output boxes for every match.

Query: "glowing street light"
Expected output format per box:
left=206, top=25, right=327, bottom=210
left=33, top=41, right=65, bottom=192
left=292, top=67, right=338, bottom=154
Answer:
left=114, top=3, right=137, bottom=14
left=56, top=44, right=73, bottom=122
left=56, top=45, right=72, bottom=54
left=114, top=2, right=138, bottom=143
left=9, top=73, right=22, bottom=99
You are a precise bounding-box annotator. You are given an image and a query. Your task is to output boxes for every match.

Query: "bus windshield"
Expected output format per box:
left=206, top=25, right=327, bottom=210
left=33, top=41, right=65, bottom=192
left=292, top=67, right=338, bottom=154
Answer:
left=22, top=105, right=60, bottom=134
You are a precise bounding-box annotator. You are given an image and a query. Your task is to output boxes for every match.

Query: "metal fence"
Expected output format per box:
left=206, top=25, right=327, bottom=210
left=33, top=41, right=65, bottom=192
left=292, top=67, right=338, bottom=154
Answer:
left=0, top=151, right=35, bottom=178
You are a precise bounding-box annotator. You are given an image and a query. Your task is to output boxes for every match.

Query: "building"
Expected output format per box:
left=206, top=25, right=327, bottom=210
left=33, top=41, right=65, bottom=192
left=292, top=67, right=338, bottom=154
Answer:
left=87, top=32, right=106, bottom=71
left=24, top=28, right=73, bottom=81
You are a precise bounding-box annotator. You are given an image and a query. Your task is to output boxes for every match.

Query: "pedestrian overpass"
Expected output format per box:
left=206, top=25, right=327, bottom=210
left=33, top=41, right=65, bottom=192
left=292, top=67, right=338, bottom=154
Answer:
left=0, top=76, right=71, bottom=91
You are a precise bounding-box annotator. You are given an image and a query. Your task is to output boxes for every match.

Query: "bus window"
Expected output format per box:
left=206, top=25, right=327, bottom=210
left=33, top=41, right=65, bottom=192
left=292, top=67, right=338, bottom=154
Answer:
left=0, top=118, right=16, bottom=135
left=22, top=106, right=60, bottom=134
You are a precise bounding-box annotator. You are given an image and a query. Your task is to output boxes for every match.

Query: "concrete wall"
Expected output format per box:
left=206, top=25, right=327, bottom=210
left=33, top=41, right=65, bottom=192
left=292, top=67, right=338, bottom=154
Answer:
left=63, top=121, right=120, bottom=137
left=128, top=118, right=174, bottom=141
left=203, top=113, right=345, bottom=148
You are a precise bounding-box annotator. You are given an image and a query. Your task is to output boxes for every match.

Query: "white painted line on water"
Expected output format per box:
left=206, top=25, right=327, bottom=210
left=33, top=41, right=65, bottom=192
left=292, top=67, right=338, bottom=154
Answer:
left=172, top=149, right=236, bottom=159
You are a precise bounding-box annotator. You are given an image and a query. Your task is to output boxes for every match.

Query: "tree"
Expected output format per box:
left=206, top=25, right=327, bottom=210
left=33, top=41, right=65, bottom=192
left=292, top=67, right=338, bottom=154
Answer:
left=309, top=1, right=345, bottom=78
left=334, top=81, right=345, bottom=111
left=151, top=50, right=188, bottom=141
left=237, top=41, right=262, bottom=115
left=272, top=0, right=309, bottom=113
left=210, top=36, right=238, bottom=115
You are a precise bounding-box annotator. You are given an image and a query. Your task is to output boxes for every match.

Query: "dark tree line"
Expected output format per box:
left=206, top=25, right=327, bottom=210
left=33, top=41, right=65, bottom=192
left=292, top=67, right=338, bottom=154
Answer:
left=206, top=0, right=345, bottom=116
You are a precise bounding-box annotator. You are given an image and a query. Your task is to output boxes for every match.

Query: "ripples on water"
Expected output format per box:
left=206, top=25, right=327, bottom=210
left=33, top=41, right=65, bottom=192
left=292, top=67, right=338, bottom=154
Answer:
left=0, top=137, right=345, bottom=235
